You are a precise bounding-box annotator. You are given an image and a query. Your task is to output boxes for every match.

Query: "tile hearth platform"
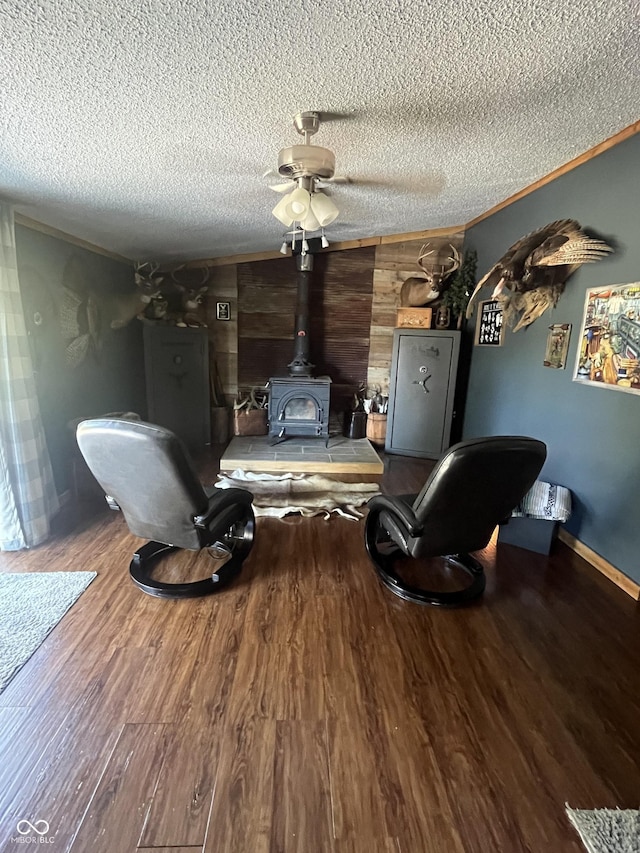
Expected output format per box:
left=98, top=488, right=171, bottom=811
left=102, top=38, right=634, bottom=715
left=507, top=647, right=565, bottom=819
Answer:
left=220, top=436, right=384, bottom=481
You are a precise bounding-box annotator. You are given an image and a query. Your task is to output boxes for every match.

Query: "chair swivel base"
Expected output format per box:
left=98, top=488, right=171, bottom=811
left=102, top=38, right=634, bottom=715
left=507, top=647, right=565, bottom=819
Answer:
left=365, top=513, right=486, bottom=607
left=130, top=541, right=242, bottom=599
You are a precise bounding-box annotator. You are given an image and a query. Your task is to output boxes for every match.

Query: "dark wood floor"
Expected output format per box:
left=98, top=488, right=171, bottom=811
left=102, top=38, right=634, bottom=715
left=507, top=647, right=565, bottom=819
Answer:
left=1, top=450, right=639, bottom=852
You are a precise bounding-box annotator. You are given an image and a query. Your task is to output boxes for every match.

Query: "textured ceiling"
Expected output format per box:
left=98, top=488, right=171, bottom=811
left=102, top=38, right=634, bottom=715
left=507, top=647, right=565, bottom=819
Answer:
left=1, top=0, right=638, bottom=263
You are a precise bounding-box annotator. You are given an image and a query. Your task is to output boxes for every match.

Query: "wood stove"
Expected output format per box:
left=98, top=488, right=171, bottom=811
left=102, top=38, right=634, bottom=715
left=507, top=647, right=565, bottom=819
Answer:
left=268, top=250, right=331, bottom=441
left=268, top=375, right=331, bottom=440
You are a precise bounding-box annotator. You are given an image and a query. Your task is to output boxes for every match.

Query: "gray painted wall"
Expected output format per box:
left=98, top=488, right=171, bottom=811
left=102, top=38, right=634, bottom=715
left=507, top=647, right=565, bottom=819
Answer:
left=463, top=133, right=639, bottom=583
left=15, top=226, right=147, bottom=494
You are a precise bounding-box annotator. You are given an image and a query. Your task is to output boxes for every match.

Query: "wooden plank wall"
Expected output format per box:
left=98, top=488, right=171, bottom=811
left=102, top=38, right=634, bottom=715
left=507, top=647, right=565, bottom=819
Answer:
left=368, top=233, right=464, bottom=393
left=236, top=255, right=299, bottom=390
left=236, top=247, right=375, bottom=414
left=204, top=264, right=239, bottom=402
left=199, top=232, right=464, bottom=410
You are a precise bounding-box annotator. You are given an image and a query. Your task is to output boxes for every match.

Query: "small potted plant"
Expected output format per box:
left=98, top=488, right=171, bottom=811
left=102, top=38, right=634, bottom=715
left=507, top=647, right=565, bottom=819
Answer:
left=439, top=249, right=477, bottom=329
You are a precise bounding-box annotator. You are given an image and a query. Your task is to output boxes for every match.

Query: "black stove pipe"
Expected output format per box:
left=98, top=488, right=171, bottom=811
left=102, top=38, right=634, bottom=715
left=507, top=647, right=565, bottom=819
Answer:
left=288, top=252, right=315, bottom=376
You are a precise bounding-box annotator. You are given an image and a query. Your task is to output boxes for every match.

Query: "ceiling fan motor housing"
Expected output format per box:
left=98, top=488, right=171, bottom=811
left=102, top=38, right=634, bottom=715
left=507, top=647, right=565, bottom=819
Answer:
left=277, top=144, right=336, bottom=180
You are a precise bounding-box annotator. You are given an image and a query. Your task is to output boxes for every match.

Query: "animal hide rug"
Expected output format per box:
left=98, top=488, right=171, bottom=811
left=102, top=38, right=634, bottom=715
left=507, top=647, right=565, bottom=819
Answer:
left=215, top=470, right=380, bottom=520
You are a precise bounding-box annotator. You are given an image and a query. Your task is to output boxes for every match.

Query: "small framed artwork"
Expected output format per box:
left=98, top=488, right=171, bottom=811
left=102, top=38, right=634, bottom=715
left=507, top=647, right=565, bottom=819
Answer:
left=543, top=323, right=571, bottom=369
left=573, top=283, right=640, bottom=395
left=474, top=299, right=504, bottom=346
left=216, top=302, right=230, bottom=321
left=396, top=307, right=432, bottom=329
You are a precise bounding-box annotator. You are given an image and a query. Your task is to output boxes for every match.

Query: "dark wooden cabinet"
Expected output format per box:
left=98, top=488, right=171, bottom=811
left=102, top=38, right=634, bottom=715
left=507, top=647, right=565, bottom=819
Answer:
left=385, top=328, right=461, bottom=459
left=143, top=324, right=210, bottom=450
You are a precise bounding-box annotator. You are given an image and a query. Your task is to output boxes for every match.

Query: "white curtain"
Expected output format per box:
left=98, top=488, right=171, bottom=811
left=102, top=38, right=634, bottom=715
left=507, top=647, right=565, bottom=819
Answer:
left=0, top=203, right=59, bottom=549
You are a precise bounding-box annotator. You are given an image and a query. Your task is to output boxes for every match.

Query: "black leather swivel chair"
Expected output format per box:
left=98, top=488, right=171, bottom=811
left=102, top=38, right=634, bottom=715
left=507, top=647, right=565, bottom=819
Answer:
left=76, top=418, right=255, bottom=599
left=365, top=436, right=547, bottom=607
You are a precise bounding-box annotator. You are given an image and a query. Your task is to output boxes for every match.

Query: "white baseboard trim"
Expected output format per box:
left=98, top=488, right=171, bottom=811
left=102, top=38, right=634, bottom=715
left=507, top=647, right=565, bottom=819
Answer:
left=558, top=528, right=640, bottom=600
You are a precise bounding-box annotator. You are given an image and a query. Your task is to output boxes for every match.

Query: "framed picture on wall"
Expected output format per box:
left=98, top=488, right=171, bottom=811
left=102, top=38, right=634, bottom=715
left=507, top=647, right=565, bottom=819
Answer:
left=573, top=283, right=640, bottom=395
left=216, top=302, right=230, bottom=321
left=474, top=299, right=504, bottom=346
left=543, top=324, right=571, bottom=369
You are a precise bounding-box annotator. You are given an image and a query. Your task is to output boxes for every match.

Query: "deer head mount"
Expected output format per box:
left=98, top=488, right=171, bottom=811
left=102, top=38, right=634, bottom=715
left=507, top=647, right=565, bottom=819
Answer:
left=399, top=243, right=461, bottom=307
left=170, top=266, right=209, bottom=308
left=134, top=260, right=164, bottom=293
left=110, top=261, right=165, bottom=329
left=110, top=262, right=211, bottom=329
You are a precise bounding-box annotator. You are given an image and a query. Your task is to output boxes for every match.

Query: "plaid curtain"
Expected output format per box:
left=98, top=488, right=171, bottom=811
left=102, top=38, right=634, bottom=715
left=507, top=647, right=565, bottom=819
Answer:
left=0, top=203, right=59, bottom=549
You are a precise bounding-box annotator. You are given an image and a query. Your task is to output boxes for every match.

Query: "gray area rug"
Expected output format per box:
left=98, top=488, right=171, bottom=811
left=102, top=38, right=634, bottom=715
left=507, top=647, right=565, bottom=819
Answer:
left=0, top=571, right=97, bottom=694
left=567, top=807, right=640, bottom=853
left=216, top=469, right=380, bottom=520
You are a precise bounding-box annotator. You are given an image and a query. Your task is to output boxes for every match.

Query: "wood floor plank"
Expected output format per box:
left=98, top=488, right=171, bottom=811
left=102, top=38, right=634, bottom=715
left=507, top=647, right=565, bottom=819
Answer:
left=140, top=599, right=248, bottom=848
left=335, top=838, right=400, bottom=853
left=490, top=549, right=640, bottom=806
left=0, top=696, right=121, bottom=851
left=138, top=848, right=202, bottom=852
left=0, top=692, right=85, bottom=838
left=384, top=576, right=614, bottom=850
left=139, top=720, right=221, bottom=849
left=227, top=571, right=328, bottom=722
left=326, top=718, right=395, bottom=846
left=270, top=720, right=334, bottom=853
left=0, top=706, right=29, bottom=744
left=204, top=719, right=277, bottom=853
left=69, top=722, right=167, bottom=852
left=75, top=646, right=161, bottom=734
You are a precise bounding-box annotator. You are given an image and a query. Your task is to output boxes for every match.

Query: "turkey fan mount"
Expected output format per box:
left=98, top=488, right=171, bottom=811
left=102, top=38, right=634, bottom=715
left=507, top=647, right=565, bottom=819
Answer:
left=466, top=220, right=613, bottom=332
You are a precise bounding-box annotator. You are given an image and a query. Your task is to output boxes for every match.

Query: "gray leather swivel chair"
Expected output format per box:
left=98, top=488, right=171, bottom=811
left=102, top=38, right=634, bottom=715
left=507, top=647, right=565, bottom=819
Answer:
left=76, top=418, right=255, bottom=599
left=365, top=436, right=547, bottom=606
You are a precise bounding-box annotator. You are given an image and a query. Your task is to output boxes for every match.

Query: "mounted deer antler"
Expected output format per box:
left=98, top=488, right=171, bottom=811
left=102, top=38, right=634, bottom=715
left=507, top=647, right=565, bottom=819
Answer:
left=170, top=264, right=210, bottom=289
left=170, top=265, right=211, bottom=326
left=134, top=261, right=164, bottom=292
left=400, top=243, right=461, bottom=307
left=110, top=261, right=165, bottom=328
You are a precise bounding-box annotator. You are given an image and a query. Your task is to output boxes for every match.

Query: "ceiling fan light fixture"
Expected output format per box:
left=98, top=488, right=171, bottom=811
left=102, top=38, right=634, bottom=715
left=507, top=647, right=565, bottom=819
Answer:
left=272, top=194, right=295, bottom=227
left=310, top=191, right=339, bottom=227
left=269, top=112, right=343, bottom=249
left=285, top=186, right=311, bottom=219
left=299, top=207, right=321, bottom=232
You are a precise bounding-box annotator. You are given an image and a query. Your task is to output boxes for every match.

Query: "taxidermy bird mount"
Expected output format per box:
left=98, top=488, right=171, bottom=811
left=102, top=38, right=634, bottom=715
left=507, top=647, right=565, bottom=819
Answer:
left=466, top=219, right=613, bottom=332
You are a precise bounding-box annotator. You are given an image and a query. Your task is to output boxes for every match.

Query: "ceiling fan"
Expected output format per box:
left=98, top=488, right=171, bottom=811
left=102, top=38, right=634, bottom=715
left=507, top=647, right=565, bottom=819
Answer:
left=266, top=111, right=351, bottom=186
left=266, top=111, right=349, bottom=250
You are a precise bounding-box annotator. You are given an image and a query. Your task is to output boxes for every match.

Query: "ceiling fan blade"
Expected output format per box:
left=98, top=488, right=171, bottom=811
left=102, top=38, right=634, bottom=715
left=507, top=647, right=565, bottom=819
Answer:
left=262, top=168, right=278, bottom=179
left=269, top=183, right=293, bottom=193
left=316, top=111, right=359, bottom=123
left=324, top=174, right=352, bottom=185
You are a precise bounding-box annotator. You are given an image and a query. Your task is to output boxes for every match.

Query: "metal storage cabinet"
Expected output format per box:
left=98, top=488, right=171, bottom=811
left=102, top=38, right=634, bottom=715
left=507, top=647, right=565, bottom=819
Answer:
left=143, top=324, right=210, bottom=451
left=385, top=328, right=461, bottom=458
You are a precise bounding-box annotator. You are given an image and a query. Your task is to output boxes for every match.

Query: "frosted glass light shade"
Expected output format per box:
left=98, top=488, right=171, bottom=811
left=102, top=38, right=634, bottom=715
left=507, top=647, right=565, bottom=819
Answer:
left=284, top=186, right=311, bottom=219
left=272, top=194, right=294, bottom=227
left=299, top=208, right=321, bottom=232
left=310, top=191, right=339, bottom=226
